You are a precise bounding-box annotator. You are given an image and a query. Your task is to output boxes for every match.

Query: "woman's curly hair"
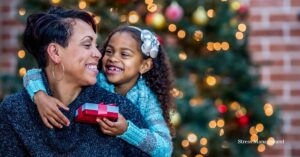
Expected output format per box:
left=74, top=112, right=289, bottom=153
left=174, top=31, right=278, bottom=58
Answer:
left=101, top=25, right=175, bottom=134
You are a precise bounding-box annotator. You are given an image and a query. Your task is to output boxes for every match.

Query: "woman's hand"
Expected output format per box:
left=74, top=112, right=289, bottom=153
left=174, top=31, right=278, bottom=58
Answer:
left=96, top=114, right=128, bottom=136
left=34, top=91, right=70, bottom=129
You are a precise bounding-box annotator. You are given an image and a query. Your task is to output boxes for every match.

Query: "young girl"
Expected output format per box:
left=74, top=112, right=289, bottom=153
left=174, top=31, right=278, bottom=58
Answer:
left=23, top=25, right=174, bottom=157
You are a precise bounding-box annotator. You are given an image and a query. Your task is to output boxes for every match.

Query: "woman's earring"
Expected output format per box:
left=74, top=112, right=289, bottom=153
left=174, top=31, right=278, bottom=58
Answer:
left=52, top=63, right=65, bottom=81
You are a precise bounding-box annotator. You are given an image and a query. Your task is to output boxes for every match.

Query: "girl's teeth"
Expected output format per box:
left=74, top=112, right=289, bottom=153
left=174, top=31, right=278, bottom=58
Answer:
left=108, top=66, right=121, bottom=71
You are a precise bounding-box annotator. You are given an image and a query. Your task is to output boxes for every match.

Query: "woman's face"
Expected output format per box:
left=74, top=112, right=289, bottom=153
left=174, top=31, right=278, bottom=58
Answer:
left=102, top=32, right=145, bottom=87
left=59, top=19, right=101, bottom=86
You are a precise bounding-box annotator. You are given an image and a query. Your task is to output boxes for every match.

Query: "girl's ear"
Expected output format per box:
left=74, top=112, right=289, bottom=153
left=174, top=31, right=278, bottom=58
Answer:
left=139, top=58, right=153, bottom=74
left=47, top=43, right=61, bottom=64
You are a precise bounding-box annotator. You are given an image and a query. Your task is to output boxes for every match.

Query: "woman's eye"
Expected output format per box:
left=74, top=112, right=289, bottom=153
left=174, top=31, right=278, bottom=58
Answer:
left=84, top=44, right=91, bottom=49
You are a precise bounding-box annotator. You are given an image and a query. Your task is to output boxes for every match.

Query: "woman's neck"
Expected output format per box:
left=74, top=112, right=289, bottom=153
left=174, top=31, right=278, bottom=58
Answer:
left=45, top=68, right=81, bottom=106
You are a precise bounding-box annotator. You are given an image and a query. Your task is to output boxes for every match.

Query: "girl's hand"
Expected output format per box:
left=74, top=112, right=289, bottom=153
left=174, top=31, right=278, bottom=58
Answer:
left=34, top=91, right=70, bottom=129
left=96, top=114, right=128, bottom=136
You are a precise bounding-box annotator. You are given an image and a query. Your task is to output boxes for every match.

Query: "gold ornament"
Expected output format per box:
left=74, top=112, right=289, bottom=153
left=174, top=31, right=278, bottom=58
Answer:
left=192, top=7, right=208, bottom=25
left=151, top=13, right=166, bottom=29
left=170, top=111, right=181, bottom=127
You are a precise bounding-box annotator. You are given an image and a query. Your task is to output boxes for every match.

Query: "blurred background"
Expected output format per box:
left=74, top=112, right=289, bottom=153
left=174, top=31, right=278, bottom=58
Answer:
left=0, top=0, right=299, bottom=157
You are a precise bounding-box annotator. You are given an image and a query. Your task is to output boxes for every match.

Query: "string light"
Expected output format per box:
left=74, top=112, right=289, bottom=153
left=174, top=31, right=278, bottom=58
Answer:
left=189, top=97, right=203, bottom=106
left=230, top=101, right=240, bottom=110
left=213, top=42, right=221, bottom=51
left=93, top=16, right=101, bottom=24
left=207, top=9, right=215, bottom=18
left=250, top=134, right=258, bottom=142
left=195, top=154, right=204, bottom=157
left=193, top=30, right=203, bottom=42
left=257, top=144, right=266, bottom=152
left=267, top=137, right=275, bottom=146
left=181, top=155, right=188, bottom=157
left=19, top=67, right=26, bottom=76
left=235, top=107, right=247, bottom=117
left=200, top=138, right=207, bottom=145
left=221, top=42, right=230, bottom=51
left=206, top=75, right=217, bottom=86
left=178, top=51, right=187, bottom=60
left=145, top=0, right=153, bottom=5
left=249, top=126, right=257, bottom=135
left=235, top=31, right=244, bottom=40
left=128, top=11, right=140, bottom=24
left=18, top=8, right=26, bottom=16
left=200, top=147, right=208, bottom=155
left=168, top=24, right=177, bottom=32
left=238, top=23, right=247, bottom=32
left=119, top=15, right=127, bottom=22
left=255, top=123, right=264, bottom=132
left=177, top=30, right=186, bottom=39
left=187, top=133, right=198, bottom=143
left=51, top=0, right=61, bottom=4
left=209, top=120, right=217, bottom=128
left=79, top=0, right=87, bottom=9
left=217, top=119, right=225, bottom=127
left=264, top=103, right=273, bottom=116
left=207, top=42, right=214, bottom=51
left=219, top=128, right=224, bottom=136
left=18, top=50, right=26, bottom=59
left=170, top=88, right=180, bottom=97
left=147, top=3, right=158, bottom=12
left=181, top=140, right=189, bottom=148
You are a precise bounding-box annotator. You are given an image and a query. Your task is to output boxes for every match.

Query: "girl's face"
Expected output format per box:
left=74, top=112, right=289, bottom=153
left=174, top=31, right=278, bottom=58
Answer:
left=58, top=19, right=101, bottom=86
left=102, top=32, right=146, bottom=87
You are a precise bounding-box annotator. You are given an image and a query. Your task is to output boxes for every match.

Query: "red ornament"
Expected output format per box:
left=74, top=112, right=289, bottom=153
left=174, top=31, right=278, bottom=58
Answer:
left=238, top=4, right=249, bottom=15
left=165, top=1, right=183, bottom=22
left=238, top=115, right=249, bottom=127
left=155, top=35, right=164, bottom=45
left=146, top=13, right=154, bottom=25
left=218, top=104, right=227, bottom=113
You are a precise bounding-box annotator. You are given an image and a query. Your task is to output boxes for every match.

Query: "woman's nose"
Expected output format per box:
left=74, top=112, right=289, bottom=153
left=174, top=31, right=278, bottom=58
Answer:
left=92, top=48, right=101, bottom=59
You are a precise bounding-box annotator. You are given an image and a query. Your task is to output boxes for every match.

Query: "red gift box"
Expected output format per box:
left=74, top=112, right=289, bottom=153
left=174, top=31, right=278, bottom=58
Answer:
left=75, top=103, right=119, bottom=124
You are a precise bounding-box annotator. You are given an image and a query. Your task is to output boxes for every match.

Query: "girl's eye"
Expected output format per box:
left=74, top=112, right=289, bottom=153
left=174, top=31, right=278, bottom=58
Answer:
left=121, top=52, right=130, bottom=56
left=105, top=50, right=113, bottom=55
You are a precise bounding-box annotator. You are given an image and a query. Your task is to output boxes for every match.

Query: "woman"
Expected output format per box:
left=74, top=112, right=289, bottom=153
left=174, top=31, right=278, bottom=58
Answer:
left=0, top=7, right=148, bottom=157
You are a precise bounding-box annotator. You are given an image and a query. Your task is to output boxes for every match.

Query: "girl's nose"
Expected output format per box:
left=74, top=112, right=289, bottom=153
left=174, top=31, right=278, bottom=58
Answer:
left=107, top=54, right=119, bottom=63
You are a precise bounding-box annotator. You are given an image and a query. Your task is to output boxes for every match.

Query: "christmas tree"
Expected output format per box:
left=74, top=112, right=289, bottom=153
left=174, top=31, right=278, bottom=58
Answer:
left=15, top=0, right=280, bottom=156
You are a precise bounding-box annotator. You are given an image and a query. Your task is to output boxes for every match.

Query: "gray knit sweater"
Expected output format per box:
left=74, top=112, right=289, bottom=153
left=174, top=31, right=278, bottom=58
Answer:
left=0, top=72, right=149, bottom=157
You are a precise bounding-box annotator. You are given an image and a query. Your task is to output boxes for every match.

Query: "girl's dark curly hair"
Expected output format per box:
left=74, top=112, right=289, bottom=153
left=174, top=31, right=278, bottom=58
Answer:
left=101, top=25, right=175, bottom=134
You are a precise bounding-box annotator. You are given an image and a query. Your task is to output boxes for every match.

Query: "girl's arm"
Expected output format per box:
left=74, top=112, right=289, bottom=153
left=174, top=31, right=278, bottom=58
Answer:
left=116, top=82, right=173, bottom=157
left=23, top=69, right=47, bottom=101
left=23, top=69, right=70, bottom=128
left=117, top=98, right=173, bottom=157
